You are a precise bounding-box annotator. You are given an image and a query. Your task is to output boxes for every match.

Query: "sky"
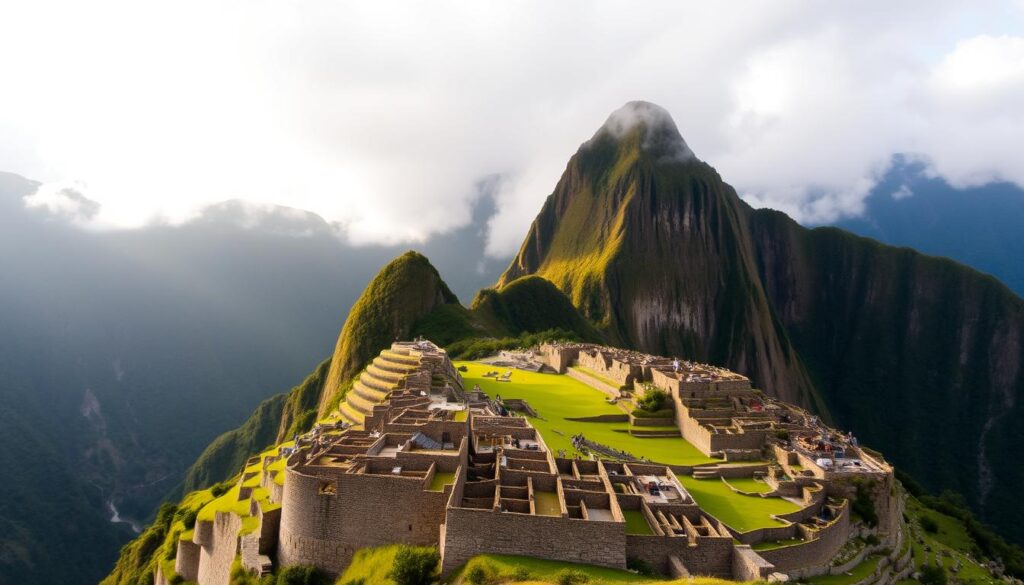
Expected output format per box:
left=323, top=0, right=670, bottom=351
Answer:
left=1, top=1, right=1023, bottom=256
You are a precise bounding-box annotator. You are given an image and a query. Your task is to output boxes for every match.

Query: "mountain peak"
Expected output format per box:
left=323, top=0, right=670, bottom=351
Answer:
left=593, top=101, right=696, bottom=163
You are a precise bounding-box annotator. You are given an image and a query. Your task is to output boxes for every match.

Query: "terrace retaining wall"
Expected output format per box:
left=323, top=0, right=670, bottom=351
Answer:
left=440, top=507, right=625, bottom=575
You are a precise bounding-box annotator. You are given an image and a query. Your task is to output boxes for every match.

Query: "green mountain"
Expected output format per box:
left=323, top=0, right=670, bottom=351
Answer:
left=176, top=252, right=595, bottom=496
left=499, top=101, right=822, bottom=412
left=499, top=101, right=1024, bottom=544
left=320, top=251, right=461, bottom=415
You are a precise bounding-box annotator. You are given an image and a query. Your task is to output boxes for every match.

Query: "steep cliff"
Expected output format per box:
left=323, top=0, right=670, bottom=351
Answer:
left=499, top=101, right=822, bottom=411
left=749, top=210, right=1024, bottom=539
left=499, top=101, right=1024, bottom=542
left=319, top=250, right=460, bottom=416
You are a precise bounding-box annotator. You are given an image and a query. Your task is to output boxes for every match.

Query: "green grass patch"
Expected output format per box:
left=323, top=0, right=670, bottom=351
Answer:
left=805, top=554, right=883, bottom=584
left=623, top=510, right=654, bottom=535
left=338, top=544, right=418, bottom=585
left=457, top=361, right=714, bottom=466
left=678, top=477, right=798, bottom=532
left=571, top=366, right=627, bottom=389
left=751, top=537, right=804, bottom=551
left=428, top=471, right=456, bottom=492
left=723, top=477, right=774, bottom=494
left=535, top=491, right=561, bottom=517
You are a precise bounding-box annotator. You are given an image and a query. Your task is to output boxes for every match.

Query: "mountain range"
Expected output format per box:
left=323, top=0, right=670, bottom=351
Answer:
left=167, top=101, right=1024, bottom=559
left=4, top=100, right=1024, bottom=584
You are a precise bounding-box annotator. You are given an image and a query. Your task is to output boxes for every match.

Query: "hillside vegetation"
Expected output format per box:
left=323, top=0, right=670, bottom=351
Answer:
left=498, top=101, right=1024, bottom=544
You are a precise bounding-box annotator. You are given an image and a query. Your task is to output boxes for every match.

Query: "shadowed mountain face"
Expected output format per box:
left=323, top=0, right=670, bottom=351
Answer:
left=499, top=101, right=1024, bottom=543
left=499, top=101, right=824, bottom=412
left=0, top=172, right=510, bottom=585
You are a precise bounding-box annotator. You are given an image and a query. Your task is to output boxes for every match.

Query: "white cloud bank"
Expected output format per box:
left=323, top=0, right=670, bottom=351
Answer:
left=0, top=1, right=1022, bottom=255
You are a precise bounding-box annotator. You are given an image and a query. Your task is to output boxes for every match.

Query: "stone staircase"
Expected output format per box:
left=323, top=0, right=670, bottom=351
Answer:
left=335, top=348, right=425, bottom=427
left=692, top=465, right=720, bottom=479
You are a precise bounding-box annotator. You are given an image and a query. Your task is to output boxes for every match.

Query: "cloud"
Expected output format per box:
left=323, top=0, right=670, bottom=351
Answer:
left=1, top=1, right=1022, bottom=254
left=23, top=181, right=101, bottom=223
left=891, top=185, right=914, bottom=200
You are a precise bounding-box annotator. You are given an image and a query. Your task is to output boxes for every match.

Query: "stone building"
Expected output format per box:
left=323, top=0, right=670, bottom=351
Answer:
left=164, top=340, right=897, bottom=585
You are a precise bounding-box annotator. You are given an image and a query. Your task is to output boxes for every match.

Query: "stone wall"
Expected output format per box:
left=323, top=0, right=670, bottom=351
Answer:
left=174, top=538, right=201, bottom=582
left=196, top=512, right=242, bottom=585
left=277, top=464, right=452, bottom=576
left=441, top=507, right=625, bottom=575
left=731, top=546, right=775, bottom=581
left=758, top=501, right=850, bottom=572
left=538, top=345, right=582, bottom=373
left=566, top=368, right=621, bottom=398
left=624, top=534, right=735, bottom=578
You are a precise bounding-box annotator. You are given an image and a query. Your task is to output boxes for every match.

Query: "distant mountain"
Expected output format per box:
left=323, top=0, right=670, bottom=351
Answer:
left=500, top=101, right=1024, bottom=544
left=0, top=172, right=509, bottom=585
left=830, top=156, right=1024, bottom=297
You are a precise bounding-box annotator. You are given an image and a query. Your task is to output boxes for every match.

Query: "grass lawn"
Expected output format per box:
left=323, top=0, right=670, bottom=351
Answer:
left=751, top=537, right=804, bottom=551
left=535, top=491, right=561, bottom=516
left=428, top=471, right=456, bottom=492
left=805, top=554, right=883, bottom=584
left=623, top=509, right=654, bottom=535
left=571, top=366, right=627, bottom=389
left=723, top=477, right=774, bottom=494
left=457, top=361, right=714, bottom=466
left=678, top=477, right=798, bottom=532
left=338, top=544, right=423, bottom=585
left=448, top=553, right=749, bottom=584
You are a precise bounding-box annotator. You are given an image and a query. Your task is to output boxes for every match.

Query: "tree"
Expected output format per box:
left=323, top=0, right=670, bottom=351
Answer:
left=388, top=546, right=440, bottom=585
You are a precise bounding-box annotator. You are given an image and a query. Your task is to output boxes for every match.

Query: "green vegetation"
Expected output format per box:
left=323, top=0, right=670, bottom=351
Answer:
left=446, top=329, right=583, bottom=361
left=571, top=366, right=627, bottom=390
left=101, top=489, right=217, bottom=585
left=428, top=471, right=456, bottom=492
left=470, top=276, right=602, bottom=341
left=804, top=554, right=883, bottom=584
left=679, top=477, right=797, bottom=533
left=635, top=389, right=668, bottom=413
left=389, top=545, right=440, bottom=585
left=751, top=538, right=804, bottom=551
left=898, top=473, right=1024, bottom=579
left=182, top=359, right=330, bottom=494
left=622, top=510, right=654, bottom=535
left=535, top=491, right=561, bottom=517
left=449, top=553, right=751, bottom=584
left=849, top=478, right=878, bottom=528
left=722, top=477, right=774, bottom=495
left=456, top=361, right=713, bottom=466
left=322, top=251, right=461, bottom=415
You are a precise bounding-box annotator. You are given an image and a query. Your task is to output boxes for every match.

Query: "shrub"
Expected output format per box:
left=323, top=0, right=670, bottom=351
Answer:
left=169, top=575, right=185, bottom=585
left=554, top=569, right=589, bottom=585
left=275, top=565, right=328, bottom=585
left=388, top=545, right=440, bottom=585
left=851, top=478, right=878, bottom=527
left=464, top=565, right=489, bottom=585
left=918, top=564, right=948, bottom=585
left=210, top=481, right=232, bottom=497
left=864, top=533, right=881, bottom=546
left=636, top=388, right=667, bottom=412
left=175, top=506, right=199, bottom=530
left=920, top=515, right=939, bottom=533
left=626, top=556, right=654, bottom=576
left=512, top=566, right=532, bottom=581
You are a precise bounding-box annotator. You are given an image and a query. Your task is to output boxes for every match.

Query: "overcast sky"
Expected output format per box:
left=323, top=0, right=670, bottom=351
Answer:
left=2, top=1, right=1023, bottom=256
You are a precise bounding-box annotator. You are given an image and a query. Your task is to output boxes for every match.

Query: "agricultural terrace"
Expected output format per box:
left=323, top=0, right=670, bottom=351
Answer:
left=457, top=361, right=800, bottom=532
left=679, top=478, right=796, bottom=532
left=456, top=361, right=713, bottom=466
